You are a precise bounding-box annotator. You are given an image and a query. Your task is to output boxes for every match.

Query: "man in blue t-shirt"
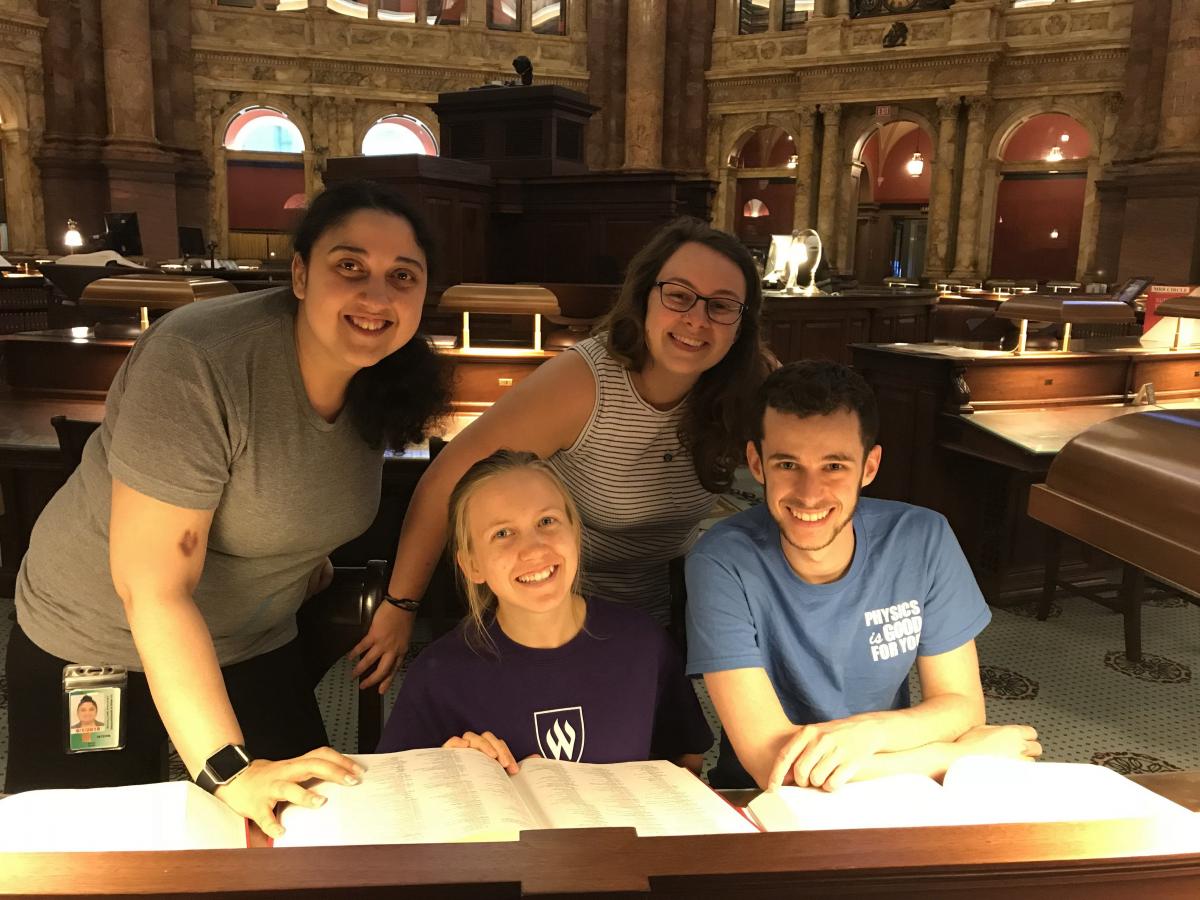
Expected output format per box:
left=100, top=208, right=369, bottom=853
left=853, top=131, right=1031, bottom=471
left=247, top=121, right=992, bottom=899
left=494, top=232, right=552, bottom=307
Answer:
left=686, top=361, right=1041, bottom=790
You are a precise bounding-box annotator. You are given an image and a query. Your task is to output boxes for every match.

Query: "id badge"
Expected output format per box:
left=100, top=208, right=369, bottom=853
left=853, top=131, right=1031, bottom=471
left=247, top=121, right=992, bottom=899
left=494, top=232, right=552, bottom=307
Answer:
left=63, top=664, right=127, bottom=753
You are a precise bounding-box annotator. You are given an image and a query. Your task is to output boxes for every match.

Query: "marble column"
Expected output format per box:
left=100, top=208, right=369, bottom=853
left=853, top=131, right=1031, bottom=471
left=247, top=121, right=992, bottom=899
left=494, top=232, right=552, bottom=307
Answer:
left=99, top=0, right=179, bottom=259
left=1158, top=0, right=1200, bottom=156
left=949, top=96, right=990, bottom=280
left=101, top=0, right=155, bottom=142
left=1077, top=94, right=1121, bottom=281
left=924, top=95, right=961, bottom=279
left=792, top=105, right=817, bottom=232
left=815, top=103, right=842, bottom=266
left=624, top=0, right=666, bottom=169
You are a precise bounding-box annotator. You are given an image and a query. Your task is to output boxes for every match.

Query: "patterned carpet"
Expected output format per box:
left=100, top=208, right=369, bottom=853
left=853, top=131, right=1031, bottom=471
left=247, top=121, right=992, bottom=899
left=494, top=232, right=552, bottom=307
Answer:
left=2, top=474, right=1196, bottom=785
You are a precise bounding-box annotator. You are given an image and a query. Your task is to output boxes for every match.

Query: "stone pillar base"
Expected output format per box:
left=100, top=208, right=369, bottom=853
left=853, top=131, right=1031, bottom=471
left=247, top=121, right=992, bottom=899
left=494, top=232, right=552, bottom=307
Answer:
left=102, top=141, right=182, bottom=260
left=1099, top=160, right=1200, bottom=285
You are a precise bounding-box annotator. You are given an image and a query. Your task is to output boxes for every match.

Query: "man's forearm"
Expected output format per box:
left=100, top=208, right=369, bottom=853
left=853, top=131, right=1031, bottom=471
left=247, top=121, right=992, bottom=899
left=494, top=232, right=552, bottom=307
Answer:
left=845, top=692, right=984, bottom=754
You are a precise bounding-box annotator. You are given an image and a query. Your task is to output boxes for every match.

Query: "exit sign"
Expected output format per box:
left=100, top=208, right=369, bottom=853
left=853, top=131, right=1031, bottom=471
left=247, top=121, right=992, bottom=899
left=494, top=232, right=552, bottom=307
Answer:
left=876, top=105, right=894, bottom=118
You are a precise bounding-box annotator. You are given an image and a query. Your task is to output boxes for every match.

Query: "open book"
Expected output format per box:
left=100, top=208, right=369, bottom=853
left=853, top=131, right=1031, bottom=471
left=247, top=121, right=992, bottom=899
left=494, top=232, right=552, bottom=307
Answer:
left=747, top=755, right=1195, bottom=832
left=275, top=750, right=756, bottom=846
left=0, top=750, right=754, bottom=852
left=0, top=781, right=247, bottom=852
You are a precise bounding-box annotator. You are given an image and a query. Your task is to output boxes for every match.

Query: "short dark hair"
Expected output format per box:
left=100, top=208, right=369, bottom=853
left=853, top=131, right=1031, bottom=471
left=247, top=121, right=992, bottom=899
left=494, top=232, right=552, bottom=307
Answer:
left=751, top=361, right=879, bottom=452
left=601, top=217, right=772, bottom=493
left=291, top=180, right=451, bottom=451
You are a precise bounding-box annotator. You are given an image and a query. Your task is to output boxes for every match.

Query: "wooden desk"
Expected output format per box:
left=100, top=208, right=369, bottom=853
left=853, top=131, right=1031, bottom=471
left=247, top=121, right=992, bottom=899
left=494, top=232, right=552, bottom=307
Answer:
left=850, top=342, right=1200, bottom=601
left=2, top=771, right=1199, bottom=897
left=763, top=289, right=938, bottom=365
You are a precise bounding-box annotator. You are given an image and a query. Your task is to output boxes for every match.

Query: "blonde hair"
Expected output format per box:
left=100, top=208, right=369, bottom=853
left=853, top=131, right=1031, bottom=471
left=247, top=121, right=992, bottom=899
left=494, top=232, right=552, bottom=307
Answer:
left=448, top=449, right=583, bottom=654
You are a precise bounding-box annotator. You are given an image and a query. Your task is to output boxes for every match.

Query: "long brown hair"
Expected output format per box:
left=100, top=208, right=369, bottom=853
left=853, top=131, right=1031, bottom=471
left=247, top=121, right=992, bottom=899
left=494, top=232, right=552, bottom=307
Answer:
left=447, top=449, right=583, bottom=654
left=599, top=217, right=772, bottom=493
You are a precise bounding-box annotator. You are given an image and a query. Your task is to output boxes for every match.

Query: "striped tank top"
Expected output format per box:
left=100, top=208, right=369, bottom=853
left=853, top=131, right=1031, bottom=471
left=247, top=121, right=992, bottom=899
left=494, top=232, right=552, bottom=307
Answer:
left=548, top=336, right=715, bottom=623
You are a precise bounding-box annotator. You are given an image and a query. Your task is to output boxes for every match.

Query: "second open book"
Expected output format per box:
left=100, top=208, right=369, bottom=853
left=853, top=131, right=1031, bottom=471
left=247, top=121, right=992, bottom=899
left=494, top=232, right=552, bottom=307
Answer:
left=746, top=754, right=1193, bottom=832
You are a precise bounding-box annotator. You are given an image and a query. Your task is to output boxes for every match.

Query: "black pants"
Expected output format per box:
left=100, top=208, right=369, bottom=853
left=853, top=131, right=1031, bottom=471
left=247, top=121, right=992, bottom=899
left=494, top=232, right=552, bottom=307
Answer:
left=5, top=623, right=328, bottom=793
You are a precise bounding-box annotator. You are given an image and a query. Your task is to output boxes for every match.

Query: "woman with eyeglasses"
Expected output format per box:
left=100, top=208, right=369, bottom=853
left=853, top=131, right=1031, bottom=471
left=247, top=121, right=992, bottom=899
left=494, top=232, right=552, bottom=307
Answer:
left=351, top=217, right=774, bottom=693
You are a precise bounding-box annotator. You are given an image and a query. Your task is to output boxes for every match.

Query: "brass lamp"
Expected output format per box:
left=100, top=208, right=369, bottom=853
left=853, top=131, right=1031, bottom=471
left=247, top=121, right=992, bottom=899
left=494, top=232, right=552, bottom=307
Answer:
left=994, top=294, right=1136, bottom=355
left=438, top=284, right=562, bottom=353
left=80, top=274, right=238, bottom=339
left=1155, top=290, right=1200, bottom=352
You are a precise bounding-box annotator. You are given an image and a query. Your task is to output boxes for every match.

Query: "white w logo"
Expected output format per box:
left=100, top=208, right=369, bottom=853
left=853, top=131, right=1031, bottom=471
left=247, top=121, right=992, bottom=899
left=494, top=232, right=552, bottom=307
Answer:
left=544, top=718, right=577, bottom=760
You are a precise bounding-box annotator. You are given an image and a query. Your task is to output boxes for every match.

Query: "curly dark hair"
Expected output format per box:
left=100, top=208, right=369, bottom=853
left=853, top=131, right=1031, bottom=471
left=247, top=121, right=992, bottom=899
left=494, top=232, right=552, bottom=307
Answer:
left=599, top=217, right=773, bottom=493
left=750, top=360, right=879, bottom=453
left=292, top=180, right=453, bottom=451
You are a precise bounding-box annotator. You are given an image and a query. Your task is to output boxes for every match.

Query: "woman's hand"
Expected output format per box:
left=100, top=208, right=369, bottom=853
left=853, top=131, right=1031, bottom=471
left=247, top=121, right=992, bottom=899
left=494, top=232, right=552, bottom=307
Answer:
left=349, top=603, right=415, bottom=694
left=214, top=747, right=364, bottom=839
left=443, top=731, right=519, bottom=774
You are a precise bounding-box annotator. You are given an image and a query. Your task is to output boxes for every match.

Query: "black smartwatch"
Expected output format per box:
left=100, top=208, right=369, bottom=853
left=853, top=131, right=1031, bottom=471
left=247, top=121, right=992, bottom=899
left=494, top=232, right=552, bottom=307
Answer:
left=384, top=593, right=420, bottom=612
left=195, top=743, right=252, bottom=794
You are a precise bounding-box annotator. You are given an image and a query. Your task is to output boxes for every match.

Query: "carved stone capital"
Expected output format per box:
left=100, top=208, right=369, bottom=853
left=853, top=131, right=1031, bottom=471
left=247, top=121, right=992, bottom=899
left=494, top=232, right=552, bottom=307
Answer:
left=964, top=94, right=991, bottom=123
left=797, top=103, right=818, bottom=123
left=936, top=95, right=961, bottom=119
left=820, top=101, right=842, bottom=123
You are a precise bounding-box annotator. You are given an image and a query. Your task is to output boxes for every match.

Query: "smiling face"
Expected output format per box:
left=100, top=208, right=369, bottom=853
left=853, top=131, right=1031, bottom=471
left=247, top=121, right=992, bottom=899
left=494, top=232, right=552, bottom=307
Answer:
left=459, top=468, right=581, bottom=620
left=291, top=207, right=427, bottom=385
left=747, top=406, right=881, bottom=583
left=641, top=241, right=745, bottom=385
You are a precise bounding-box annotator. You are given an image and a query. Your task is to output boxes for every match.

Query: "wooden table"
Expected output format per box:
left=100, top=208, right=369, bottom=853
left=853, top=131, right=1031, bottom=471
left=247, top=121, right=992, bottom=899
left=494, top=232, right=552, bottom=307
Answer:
left=2, top=772, right=1198, bottom=897
left=850, top=341, right=1200, bottom=602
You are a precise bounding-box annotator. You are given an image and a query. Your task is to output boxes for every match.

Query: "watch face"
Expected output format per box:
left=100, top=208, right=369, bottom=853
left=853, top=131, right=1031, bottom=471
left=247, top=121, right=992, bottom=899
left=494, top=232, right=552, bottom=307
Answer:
left=207, top=744, right=251, bottom=782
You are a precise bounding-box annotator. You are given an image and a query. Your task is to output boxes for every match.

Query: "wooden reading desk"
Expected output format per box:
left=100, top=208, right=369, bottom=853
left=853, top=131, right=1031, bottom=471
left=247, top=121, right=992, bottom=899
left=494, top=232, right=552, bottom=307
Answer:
left=2, top=772, right=1198, bottom=897
left=850, top=340, right=1200, bottom=601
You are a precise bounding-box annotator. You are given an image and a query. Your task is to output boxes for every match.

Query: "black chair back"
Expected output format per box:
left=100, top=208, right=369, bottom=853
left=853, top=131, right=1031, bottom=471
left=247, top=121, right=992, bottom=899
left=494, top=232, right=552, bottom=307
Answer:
left=50, top=415, right=101, bottom=475
left=296, top=559, right=388, bottom=753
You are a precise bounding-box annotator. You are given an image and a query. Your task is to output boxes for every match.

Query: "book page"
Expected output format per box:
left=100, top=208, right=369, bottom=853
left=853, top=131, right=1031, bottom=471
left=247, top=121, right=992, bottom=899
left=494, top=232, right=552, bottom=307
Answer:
left=275, top=748, right=538, bottom=846
left=942, top=755, right=1197, bottom=825
left=0, top=781, right=246, bottom=852
left=511, top=758, right=756, bottom=837
left=747, top=774, right=956, bottom=831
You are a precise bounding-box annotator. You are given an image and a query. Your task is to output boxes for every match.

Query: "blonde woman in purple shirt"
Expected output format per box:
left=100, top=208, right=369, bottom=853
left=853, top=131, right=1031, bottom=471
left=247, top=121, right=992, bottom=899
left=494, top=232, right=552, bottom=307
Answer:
left=377, top=450, right=712, bottom=771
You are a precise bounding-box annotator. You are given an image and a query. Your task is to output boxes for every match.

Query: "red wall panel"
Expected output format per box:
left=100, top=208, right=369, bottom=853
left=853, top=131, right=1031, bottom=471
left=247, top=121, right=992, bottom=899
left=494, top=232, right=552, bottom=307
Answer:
left=227, top=161, right=305, bottom=232
left=990, top=174, right=1086, bottom=281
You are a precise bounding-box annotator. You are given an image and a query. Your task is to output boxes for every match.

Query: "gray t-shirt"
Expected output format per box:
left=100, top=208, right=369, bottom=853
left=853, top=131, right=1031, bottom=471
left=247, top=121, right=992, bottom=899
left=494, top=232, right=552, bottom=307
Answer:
left=16, top=288, right=383, bottom=669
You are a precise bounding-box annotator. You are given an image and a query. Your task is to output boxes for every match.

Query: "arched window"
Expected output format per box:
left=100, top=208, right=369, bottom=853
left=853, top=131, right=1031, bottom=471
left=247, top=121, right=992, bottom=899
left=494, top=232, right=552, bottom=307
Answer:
left=361, top=115, right=438, bottom=156
left=224, top=107, right=305, bottom=154
left=743, top=198, right=770, bottom=218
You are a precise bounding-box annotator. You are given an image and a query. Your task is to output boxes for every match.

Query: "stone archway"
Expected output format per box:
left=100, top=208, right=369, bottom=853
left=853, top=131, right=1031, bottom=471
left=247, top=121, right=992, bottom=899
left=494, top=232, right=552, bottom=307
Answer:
left=981, top=104, right=1100, bottom=282
left=845, top=114, right=936, bottom=284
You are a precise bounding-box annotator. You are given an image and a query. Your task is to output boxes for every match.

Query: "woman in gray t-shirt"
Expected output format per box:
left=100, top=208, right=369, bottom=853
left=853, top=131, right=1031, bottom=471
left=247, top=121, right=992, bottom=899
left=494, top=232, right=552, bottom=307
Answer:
left=7, top=181, right=450, bottom=840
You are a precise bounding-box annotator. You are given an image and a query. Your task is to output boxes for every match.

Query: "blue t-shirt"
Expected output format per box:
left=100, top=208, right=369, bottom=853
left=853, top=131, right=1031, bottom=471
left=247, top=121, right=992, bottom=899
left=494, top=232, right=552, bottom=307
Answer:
left=378, top=598, right=713, bottom=764
left=685, top=498, right=991, bottom=727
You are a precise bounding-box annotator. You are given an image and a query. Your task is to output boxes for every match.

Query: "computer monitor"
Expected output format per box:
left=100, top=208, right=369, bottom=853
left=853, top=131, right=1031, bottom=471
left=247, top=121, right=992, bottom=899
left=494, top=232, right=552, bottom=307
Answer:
left=178, top=225, right=207, bottom=258
left=102, top=212, right=143, bottom=257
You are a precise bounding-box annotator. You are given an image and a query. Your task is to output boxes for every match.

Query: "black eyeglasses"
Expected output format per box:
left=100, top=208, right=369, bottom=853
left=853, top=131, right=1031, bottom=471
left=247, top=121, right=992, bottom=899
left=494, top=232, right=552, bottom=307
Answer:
left=654, top=281, right=746, bottom=325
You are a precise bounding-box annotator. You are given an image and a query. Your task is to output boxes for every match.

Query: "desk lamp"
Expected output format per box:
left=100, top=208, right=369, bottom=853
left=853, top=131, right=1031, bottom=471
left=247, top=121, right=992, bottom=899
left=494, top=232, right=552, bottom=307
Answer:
left=995, top=294, right=1136, bottom=355
left=80, top=274, right=238, bottom=340
left=783, top=229, right=825, bottom=296
left=1155, top=290, right=1200, bottom=351
left=438, top=284, right=561, bottom=353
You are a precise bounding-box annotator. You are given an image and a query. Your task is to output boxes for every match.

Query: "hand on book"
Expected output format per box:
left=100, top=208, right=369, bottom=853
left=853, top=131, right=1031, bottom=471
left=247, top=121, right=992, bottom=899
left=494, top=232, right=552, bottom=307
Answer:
left=349, top=601, right=416, bottom=693
left=215, top=747, right=365, bottom=839
left=952, top=724, right=1042, bottom=763
left=768, top=718, right=889, bottom=792
left=443, top=731, right=520, bottom=774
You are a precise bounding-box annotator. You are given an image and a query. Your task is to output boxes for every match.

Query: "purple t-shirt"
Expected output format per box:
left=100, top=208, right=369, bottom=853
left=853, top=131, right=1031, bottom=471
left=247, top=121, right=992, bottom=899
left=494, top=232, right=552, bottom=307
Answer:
left=377, top=598, right=713, bottom=763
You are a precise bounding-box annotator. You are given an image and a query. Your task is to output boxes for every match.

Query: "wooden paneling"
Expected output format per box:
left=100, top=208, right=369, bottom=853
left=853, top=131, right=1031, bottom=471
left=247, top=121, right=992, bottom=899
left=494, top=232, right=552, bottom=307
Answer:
left=761, top=292, right=936, bottom=365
